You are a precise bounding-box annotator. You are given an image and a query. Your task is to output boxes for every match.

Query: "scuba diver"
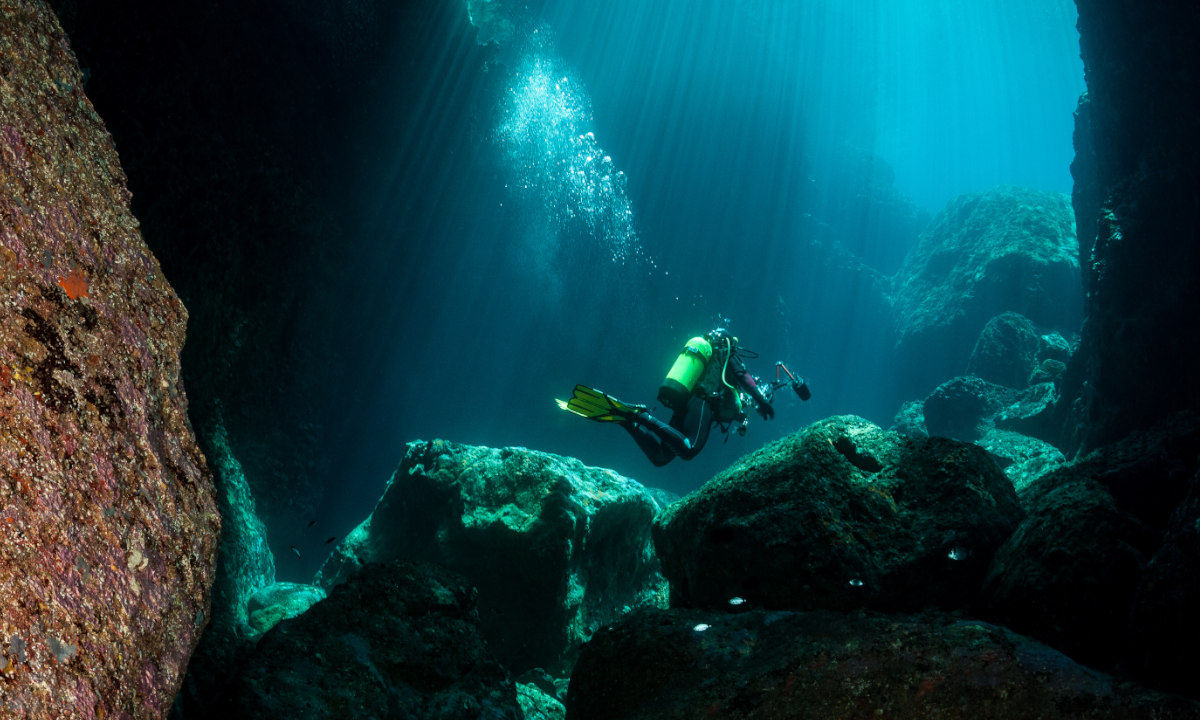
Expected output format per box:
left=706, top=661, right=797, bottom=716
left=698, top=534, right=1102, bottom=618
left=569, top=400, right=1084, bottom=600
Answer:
left=558, top=328, right=811, bottom=466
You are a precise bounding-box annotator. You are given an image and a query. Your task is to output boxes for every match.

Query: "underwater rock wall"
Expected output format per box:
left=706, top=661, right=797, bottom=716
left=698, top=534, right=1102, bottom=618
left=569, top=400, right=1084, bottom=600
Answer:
left=1067, top=0, right=1200, bottom=451
left=0, top=2, right=219, bottom=717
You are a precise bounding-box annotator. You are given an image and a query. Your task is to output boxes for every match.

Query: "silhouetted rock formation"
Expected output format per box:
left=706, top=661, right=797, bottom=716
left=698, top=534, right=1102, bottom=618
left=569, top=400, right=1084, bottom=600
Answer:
left=221, top=561, right=521, bottom=720
left=922, top=376, right=1020, bottom=441
left=1066, top=0, right=1200, bottom=452
left=567, top=607, right=1200, bottom=720
left=0, top=4, right=219, bottom=717
left=892, top=186, right=1081, bottom=396
left=316, top=440, right=668, bottom=675
left=653, top=416, right=1022, bottom=613
left=980, top=412, right=1200, bottom=688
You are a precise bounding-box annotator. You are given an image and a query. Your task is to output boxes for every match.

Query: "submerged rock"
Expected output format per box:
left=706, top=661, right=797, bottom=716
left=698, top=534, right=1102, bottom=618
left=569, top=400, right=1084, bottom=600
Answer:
left=221, top=561, right=521, bottom=720
left=892, top=186, right=1081, bottom=395
left=0, top=5, right=219, bottom=719
left=966, top=311, right=1041, bottom=389
left=173, top=411, right=276, bottom=714
left=994, top=381, right=1063, bottom=443
left=653, top=416, right=1022, bottom=613
left=975, top=428, right=1065, bottom=494
left=316, top=439, right=667, bottom=675
left=891, top=399, right=927, bottom=437
left=567, top=607, right=1200, bottom=720
left=1130, top=468, right=1200, bottom=696
left=245, top=581, right=326, bottom=638
left=979, top=471, right=1155, bottom=666
left=980, top=412, right=1200, bottom=687
left=922, top=375, right=1019, bottom=441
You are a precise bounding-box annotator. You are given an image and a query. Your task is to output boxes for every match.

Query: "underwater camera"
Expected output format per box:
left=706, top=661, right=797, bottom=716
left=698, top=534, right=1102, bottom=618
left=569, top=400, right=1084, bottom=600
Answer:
left=792, top=379, right=811, bottom=401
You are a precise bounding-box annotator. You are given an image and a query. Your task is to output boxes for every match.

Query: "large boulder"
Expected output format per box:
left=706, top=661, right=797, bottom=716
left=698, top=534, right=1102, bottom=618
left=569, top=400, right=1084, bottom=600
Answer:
left=220, top=561, right=522, bottom=720
left=892, top=186, right=1081, bottom=395
left=566, top=607, right=1200, bottom=720
left=0, top=5, right=219, bottom=719
left=966, top=312, right=1041, bottom=388
left=922, top=375, right=1019, bottom=441
left=316, top=439, right=667, bottom=675
left=653, top=416, right=1022, bottom=613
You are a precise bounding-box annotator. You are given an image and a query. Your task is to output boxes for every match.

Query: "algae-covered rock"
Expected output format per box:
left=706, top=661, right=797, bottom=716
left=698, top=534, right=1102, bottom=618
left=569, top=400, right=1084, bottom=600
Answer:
left=172, top=412, right=275, bottom=714
left=566, top=607, right=1200, bottom=720
left=653, top=416, right=1022, bottom=613
left=892, top=187, right=1081, bottom=394
left=891, top=399, right=928, bottom=436
left=995, top=381, right=1063, bottom=443
left=245, top=581, right=326, bottom=638
left=975, top=428, right=1066, bottom=494
left=516, top=682, right=566, bottom=720
left=967, top=312, right=1041, bottom=388
left=221, top=561, right=521, bottom=719
left=316, top=439, right=667, bottom=675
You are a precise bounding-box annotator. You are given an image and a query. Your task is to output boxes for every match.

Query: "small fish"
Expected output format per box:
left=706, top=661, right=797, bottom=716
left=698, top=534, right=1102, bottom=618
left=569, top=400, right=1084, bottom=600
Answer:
left=306, top=519, right=317, bottom=528
left=290, top=546, right=301, bottom=559
left=324, top=536, right=337, bottom=544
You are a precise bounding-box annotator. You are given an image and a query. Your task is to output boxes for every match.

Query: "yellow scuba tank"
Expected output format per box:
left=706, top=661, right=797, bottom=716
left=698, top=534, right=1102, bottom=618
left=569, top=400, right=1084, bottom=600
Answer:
left=657, top=336, right=713, bottom=411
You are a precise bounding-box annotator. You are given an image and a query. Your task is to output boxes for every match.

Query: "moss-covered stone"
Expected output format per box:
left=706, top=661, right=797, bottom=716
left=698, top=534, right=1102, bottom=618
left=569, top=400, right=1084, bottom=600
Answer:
left=975, top=428, right=1066, bottom=494
left=316, top=439, right=667, bottom=675
left=653, top=416, right=1022, bottom=613
left=245, top=582, right=325, bottom=638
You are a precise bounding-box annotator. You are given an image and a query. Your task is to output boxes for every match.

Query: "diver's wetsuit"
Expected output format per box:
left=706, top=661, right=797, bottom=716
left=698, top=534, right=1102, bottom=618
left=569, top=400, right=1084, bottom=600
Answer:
left=624, top=394, right=713, bottom=466
left=623, top=352, right=770, bottom=467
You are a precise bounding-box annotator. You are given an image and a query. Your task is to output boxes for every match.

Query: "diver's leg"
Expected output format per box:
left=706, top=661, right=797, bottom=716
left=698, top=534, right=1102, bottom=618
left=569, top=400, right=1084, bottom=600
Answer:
left=622, top=418, right=676, bottom=466
left=673, top=396, right=712, bottom=460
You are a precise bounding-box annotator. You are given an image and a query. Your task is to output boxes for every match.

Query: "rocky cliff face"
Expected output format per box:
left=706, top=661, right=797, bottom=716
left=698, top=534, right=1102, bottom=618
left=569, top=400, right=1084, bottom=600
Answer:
left=0, top=2, right=219, bottom=718
left=1066, top=0, right=1200, bottom=451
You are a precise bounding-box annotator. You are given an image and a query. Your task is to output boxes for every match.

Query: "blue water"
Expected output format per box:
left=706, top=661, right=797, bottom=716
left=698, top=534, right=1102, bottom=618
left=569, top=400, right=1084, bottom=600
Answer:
left=315, top=0, right=1083, bottom=546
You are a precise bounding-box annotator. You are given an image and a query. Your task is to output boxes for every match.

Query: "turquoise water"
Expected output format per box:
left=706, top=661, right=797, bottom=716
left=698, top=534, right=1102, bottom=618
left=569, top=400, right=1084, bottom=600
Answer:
left=314, top=0, right=1085, bottom=534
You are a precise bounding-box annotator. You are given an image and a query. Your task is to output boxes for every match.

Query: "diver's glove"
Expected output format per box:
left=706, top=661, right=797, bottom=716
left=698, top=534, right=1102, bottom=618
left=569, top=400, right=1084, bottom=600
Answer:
left=756, top=402, right=775, bottom=420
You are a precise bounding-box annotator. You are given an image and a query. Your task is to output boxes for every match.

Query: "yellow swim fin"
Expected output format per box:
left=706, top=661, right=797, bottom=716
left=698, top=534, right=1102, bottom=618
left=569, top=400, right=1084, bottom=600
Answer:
left=557, top=385, right=645, bottom=423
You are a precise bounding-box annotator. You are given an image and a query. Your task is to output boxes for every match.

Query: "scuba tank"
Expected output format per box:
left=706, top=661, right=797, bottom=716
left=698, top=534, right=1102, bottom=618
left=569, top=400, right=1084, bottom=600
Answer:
left=657, top=336, right=713, bottom=411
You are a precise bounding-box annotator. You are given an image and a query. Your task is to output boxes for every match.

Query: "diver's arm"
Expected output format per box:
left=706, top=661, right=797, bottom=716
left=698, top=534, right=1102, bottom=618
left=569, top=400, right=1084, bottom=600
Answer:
left=728, top=356, right=774, bottom=419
